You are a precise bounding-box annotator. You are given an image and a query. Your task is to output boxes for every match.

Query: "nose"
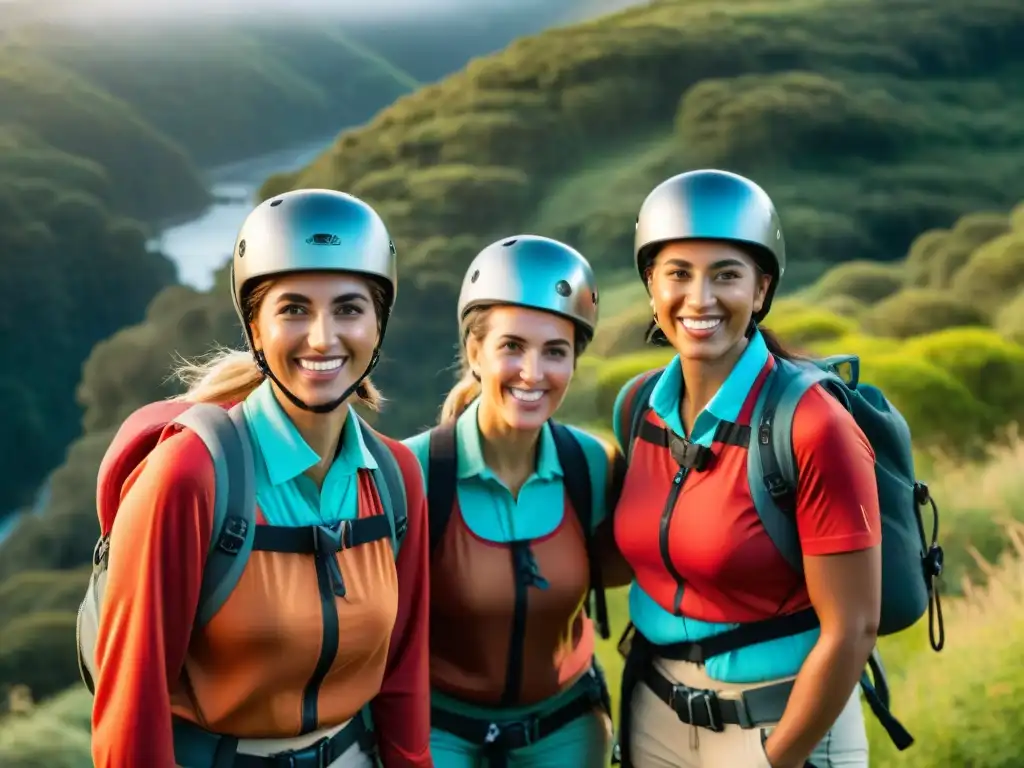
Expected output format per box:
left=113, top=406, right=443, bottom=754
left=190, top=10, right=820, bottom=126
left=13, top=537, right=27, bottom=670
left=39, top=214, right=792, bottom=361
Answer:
left=306, top=311, right=335, bottom=352
left=686, top=273, right=716, bottom=309
left=519, top=350, right=542, bottom=385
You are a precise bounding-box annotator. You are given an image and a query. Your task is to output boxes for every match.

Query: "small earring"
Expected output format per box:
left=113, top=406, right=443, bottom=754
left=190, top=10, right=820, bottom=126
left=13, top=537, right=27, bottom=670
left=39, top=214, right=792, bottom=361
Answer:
left=471, top=370, right=481, bottom=382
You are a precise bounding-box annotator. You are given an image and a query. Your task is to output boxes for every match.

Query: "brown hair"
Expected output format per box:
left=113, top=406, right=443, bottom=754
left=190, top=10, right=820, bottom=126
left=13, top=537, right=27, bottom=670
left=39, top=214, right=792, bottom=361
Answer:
left=172, top=276, right=386, bottom=409
left=438, top=305, right=587, bottom=425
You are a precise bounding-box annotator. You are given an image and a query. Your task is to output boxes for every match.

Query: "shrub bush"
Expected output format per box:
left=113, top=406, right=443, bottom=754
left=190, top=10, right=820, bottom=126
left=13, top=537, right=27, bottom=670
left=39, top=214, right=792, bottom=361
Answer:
left=763, top=309, right=856, bottom=348
left=0, top=569, right=88, bottom=627
left=996, top=291, right=1024, bottom=345
left=860, top=289, right=987, bottom=339
left=816, top=294, right=867, bottom=319
left=806, top=261, right=905, bottom=305
left=856, top=353, right=994, bottom=452
left=675, top=71, right=908, bottom=168
left=952, top=231, right=1024, bottom=317
left=807, top=333, right=905, bottom=359
left=0, top=612, right=80, bottom=705
left=1011, top=200, right=1024, bottom=232
left=590, top=303, right=652, bottom=358
left=901, top=328, right=1024, bottom=433
left=904, top=212, right=1011, bottom=290
left=557, top=355, right=606, bottom=426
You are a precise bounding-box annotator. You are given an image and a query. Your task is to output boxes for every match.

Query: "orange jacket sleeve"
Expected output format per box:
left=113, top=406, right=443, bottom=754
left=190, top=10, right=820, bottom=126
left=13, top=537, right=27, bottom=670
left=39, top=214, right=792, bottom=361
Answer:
left=91, top=429, right=215, bottom=768
left=370, top=438, right=433, bottom=768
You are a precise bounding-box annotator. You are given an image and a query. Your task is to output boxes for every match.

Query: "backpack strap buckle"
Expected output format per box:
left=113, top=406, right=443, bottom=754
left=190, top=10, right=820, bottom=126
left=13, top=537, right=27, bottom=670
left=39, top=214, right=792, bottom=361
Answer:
left=217, top=516, right=249, bottom=555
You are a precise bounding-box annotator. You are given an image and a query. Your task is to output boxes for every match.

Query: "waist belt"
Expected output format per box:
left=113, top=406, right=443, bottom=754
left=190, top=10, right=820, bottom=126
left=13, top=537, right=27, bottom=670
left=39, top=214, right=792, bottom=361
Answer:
left=432, top=665, right=610, bottom=768
left=173, top=712, right=374, bottom=768
left=641, top=662, right=793, bottom=732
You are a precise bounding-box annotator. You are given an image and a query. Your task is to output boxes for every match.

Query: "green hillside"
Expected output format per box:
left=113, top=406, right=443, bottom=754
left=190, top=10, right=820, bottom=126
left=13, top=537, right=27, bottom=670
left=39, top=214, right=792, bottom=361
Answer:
left=0, top=11, right=594, bottom=513
left=255, top=0, right=1024, bottom=435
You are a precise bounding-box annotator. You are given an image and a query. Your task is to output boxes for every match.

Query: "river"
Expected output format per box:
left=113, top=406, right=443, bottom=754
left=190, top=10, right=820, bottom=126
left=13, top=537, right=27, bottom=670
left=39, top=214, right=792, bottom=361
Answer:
left=0, top=135, right=335, bottom=544
left=151, top=134, right=336, bottom=290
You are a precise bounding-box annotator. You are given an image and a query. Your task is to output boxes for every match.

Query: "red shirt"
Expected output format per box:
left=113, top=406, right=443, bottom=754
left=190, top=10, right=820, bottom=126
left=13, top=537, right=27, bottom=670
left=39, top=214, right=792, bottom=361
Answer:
left=614, top=357, right=881, bottom=625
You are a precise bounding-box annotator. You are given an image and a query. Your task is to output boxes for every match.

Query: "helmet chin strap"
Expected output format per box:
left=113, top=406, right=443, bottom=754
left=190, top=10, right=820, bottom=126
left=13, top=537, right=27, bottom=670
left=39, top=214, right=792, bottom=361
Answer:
left=254, top=348, right=381, bottom=415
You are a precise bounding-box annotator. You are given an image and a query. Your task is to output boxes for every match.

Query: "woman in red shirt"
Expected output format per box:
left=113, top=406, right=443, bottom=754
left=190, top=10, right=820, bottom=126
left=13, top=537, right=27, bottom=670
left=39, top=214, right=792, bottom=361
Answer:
left=611, top=170, right=881, bottom=768
left=84, top=189, right=432, bottom=768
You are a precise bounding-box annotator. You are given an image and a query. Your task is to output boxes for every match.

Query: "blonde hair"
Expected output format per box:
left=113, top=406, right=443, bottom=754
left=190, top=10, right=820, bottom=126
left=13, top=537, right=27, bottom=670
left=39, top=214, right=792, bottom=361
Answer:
left=439, top=308, right=492, bottom=425
left=172, top=277, right=385, bottom=411
left=438, top=305, right=587, bottom=425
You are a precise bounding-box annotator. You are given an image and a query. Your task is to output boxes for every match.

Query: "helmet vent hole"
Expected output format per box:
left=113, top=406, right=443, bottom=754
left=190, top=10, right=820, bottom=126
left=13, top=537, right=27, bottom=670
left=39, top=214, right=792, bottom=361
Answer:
left=502, top=239, right=517, bottom=247
left=555, top=280, right=572, bottom=297
left=270, top=199, right=283, bottom=207
left=471, top=269, right=480, bottom=283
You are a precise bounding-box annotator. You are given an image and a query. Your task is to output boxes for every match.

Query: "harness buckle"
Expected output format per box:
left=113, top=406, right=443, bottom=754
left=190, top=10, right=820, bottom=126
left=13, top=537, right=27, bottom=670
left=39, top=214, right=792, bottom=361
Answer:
left=217, top=516, right=248, bottom=555
left=668, top=685, right=724, bottom=733
left=273, top=735, right=330, bottom=768
left=481, top=718, right=539, bottom=749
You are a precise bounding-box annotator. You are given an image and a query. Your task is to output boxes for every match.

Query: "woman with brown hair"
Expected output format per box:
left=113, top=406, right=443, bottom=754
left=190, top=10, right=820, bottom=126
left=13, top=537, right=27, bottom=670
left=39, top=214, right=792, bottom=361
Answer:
left=83, top=189, right=433, bottom=768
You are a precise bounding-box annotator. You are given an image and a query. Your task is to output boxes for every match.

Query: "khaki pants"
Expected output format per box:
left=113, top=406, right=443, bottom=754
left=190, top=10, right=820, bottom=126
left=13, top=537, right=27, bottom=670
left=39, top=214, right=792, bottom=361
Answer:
left=235, top=718, right=374, bottom=768
left=629, top=657, right=868, bottom=768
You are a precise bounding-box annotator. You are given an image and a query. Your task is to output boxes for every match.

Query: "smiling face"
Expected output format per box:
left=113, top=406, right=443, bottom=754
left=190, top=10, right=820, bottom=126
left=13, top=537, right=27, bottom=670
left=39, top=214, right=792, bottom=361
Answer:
left=247, top=271, right=380, bottom=408
left=647, top=240, right=772, bottom=364
left=467, top=305, right=577, bottom=432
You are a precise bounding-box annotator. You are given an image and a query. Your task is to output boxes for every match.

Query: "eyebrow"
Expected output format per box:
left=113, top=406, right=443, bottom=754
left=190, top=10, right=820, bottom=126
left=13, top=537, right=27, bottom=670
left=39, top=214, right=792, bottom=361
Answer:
left=663, top=258, right=747, bottom=269
left=276, top=292, right=369, bottom=305
left=499, top=333, right=572, bottom=348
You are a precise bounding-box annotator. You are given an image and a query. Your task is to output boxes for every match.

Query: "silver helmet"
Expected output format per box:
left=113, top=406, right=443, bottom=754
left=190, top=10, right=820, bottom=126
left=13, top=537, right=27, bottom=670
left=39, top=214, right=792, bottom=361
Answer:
left=457, top=235, right=599, bottom=346
left=635, top=169, right=785, bottom=320
left=230, top=188, right=398, bottom=413
left=231, top=188, right=397, bottom=323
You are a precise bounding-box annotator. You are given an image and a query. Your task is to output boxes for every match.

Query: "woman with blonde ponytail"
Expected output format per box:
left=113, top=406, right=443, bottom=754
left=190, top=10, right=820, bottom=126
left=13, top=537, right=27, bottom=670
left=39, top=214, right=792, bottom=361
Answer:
left=87, top=189, right=432, bottom=768
left=403, top=235, right=634, bottom=768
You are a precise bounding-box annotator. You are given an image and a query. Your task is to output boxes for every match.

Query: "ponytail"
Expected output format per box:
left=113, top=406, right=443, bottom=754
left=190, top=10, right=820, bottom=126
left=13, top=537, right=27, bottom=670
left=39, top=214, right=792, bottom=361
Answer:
left=438, top=307, right=492, bottom=425
left=439, top=370, right=480, bottom=425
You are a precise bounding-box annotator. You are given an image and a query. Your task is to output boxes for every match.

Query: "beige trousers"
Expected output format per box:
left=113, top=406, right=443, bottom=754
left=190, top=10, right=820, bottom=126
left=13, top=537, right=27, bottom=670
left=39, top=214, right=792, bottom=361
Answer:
left=629, top=657, right=869, bottom=768
left=235, top=718, right=374, bottom=768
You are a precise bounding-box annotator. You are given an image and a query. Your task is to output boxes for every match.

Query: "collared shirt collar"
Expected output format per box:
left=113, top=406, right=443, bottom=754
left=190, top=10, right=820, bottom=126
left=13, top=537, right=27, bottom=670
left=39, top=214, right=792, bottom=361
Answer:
left=454, top=397, right=563, bottom=482
left=649, top=329, right=770, bottom=437
left=242, top=379, right=377, bottom=486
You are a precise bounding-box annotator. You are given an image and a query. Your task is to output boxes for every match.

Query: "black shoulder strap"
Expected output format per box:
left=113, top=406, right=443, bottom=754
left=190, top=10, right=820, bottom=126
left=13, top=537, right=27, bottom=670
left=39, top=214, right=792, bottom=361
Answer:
left=626, top=370, right=664, bottom=462
left=549, top=422, right=609, bottom=640
left=427, top=424, right=458, bottom=555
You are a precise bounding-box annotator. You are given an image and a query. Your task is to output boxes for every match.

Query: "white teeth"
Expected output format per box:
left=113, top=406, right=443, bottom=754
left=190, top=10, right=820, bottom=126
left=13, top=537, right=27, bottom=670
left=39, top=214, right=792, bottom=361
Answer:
left=682, top=318, right=722, bottom=331
left=298, top=358, right=344, bottom=372
left=508, top=388, right=544, bottom=403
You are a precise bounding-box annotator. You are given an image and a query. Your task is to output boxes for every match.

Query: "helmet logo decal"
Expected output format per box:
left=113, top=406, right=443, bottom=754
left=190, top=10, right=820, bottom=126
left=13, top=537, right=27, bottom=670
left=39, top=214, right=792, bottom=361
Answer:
left=237, top=239, right=245, bottom=257
left=306, top=233, right=342, bottom=246
left=470, top=269, right=480, bottom=283
left=555, top=280, right=572, bottom=297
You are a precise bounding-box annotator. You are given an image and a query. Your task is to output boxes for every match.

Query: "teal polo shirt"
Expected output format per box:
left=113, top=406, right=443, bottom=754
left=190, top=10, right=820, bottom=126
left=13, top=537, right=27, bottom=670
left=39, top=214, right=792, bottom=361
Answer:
left=612, top=330, right=819, bottom=684
left=403, top=398, right=610, bottom=542
left=240, top=379, right=377, bottom=526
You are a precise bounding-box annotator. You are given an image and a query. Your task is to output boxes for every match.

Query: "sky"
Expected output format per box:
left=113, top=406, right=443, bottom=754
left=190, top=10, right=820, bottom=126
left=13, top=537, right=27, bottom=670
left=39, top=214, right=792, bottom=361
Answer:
left=5, top=0, right=568, bottom=23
